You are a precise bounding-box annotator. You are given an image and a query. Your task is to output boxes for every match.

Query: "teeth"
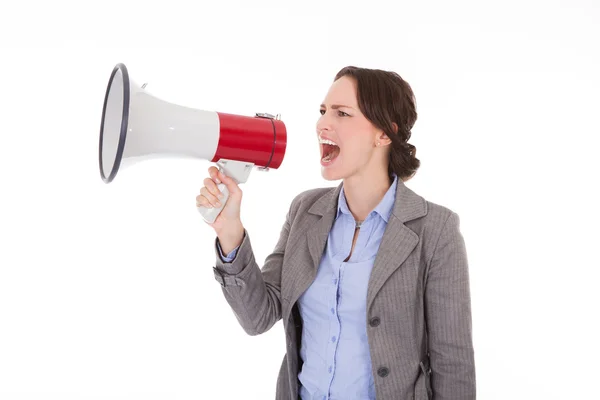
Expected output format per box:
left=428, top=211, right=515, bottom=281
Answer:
left=319, top=138, right=338, bottom=146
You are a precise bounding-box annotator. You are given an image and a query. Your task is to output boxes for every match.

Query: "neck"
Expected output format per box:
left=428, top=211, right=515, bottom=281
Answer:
left=342, top=168, right=392, bottom=222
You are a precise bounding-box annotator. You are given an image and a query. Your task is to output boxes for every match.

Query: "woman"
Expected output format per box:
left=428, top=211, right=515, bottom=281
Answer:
left=197, top=66, right=476, bottom=400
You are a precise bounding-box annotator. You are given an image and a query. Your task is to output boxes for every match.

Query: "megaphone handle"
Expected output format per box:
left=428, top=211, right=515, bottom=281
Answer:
left=197, top=182, right=230, bottom=224
left=197, top=159, right=254, bottom=224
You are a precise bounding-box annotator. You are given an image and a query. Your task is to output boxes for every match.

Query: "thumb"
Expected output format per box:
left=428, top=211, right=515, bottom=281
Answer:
left=217, top=170, right=242, bottom=198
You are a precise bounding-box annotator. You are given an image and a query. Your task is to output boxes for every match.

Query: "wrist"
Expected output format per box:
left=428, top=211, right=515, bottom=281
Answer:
left=217, top=222, right=244, bottom=254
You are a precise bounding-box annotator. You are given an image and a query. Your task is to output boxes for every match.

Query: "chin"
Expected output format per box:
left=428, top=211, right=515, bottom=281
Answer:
left=320, top=172, right=337, bottom=181
left=320, top=166, right=346, bottom=182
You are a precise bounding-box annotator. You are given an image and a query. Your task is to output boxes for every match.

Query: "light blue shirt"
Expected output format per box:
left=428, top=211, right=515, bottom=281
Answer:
left=218, top=175, right=398, bottom=400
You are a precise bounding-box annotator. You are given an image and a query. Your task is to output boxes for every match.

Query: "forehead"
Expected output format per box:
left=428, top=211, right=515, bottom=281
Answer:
left=321, top=76, right=358, bottom=107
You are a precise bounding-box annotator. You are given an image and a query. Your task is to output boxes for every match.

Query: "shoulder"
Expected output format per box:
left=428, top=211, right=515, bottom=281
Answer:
left=399, top=183, right=463, bottom=247
left=396, top=179, right=460, bottom=229
left=424, top=199, right=459, bottom=225
left=418, top=199, right=463, bottom=255
left=289, top=186, right=335, bottom=212
left=280, top=185, right=338, bottom=223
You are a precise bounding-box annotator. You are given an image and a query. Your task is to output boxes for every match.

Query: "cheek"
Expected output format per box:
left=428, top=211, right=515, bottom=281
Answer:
left=340, top=141, right=371, bottom=163
left=341, top=127, right=372, bottom=150
left=345, top=120, right=373, bottom=138
left=336, top=120, right=375, bottom=155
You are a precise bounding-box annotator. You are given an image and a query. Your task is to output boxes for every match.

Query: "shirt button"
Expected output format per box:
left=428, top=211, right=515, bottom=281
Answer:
left=377, top=367, right=390, bottom=377
left=369, top=317, right=381, bottom=327
left=331, top=336, right=336, bottom=342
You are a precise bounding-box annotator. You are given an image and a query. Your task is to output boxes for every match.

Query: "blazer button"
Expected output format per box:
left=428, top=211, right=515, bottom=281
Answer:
left=369, top=317, right=380, bottom=327
left=377, top=367, right=389, bottom=377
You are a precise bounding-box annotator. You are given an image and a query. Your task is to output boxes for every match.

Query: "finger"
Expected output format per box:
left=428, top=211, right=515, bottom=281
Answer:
left=203, top=177, right=223, bottom=199
left=200, top=187, right=222, bottom=208
left=208, top=166, right=221, bottom=184
left=196, top=194, right=212, bottom=208
left=200, top=187, right=221, bottom=208
left=195, top=194, right=211, bottom=208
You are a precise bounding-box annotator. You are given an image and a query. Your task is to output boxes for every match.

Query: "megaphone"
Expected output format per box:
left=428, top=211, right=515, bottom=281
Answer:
left=98, top=63, right=287, bottom=223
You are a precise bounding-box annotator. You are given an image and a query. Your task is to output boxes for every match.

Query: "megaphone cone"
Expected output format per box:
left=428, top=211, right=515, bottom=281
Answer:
left=99, top=63, right=287, bottom=223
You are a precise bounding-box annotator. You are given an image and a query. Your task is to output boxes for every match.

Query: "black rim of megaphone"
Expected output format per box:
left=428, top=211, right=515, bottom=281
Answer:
left=99, top=63, right=130, bottom=183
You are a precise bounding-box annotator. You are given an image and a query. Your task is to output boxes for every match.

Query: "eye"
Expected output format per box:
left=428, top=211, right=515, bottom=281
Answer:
left=319, top=109, right=350, bottom=117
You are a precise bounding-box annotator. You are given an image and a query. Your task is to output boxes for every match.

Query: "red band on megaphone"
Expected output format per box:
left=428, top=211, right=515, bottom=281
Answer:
left=212, top=112, right=287, bottom=169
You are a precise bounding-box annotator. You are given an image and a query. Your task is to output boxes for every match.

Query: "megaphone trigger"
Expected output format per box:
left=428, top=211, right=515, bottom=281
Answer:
left=197, top=159, right=254, bottom=224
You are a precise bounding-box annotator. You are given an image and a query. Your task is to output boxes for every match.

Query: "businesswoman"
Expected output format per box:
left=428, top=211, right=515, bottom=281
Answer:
left=197, top=66, right=476, bottom=400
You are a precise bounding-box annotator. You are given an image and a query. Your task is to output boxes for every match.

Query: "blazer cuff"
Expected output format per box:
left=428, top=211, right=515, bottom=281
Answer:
left=213, top=229, right=253, bottom=277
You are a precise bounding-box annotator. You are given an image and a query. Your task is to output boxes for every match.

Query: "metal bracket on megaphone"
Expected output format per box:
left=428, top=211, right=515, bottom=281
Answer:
left=255, top=112, right=281, bottom=120
left=215, top=159, right=254, bottom=184
left=255, top=112, right=281, bottom=172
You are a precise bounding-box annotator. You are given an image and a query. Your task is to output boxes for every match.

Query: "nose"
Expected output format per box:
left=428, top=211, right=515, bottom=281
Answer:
left=316, top=112, right=333, bottom=135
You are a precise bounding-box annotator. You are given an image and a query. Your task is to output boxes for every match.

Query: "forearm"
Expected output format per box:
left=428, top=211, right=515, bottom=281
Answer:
left=213, top=226, right=287, bottom=336
left=216, top=221, right=245, bottom=255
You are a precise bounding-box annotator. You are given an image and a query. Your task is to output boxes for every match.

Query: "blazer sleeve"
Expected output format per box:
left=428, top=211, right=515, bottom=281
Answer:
left=424, top=211, right=476, bottom=399
left=211, top=199, right=295, bottom=336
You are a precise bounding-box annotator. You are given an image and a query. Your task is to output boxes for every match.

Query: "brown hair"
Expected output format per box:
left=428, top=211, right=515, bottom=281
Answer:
left=334, top=66, right=420, bottom=181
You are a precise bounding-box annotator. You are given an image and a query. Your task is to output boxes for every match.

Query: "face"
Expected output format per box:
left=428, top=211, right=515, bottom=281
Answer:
left=317, top=76, right=386, bottom=181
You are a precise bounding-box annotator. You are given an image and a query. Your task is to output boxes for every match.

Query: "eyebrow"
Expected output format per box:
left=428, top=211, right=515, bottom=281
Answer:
left=320, top=104, right=355, bottom=110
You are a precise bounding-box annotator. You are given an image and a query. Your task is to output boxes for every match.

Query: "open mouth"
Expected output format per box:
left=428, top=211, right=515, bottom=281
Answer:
left=320, top=140, right=340, bottom=163
left=321, top=143, right=340, bottom=163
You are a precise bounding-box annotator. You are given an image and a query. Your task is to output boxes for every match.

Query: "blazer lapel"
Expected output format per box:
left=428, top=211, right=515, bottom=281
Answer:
left=306, top=186, right=340, bottom=271
left=367, top=179, right=428, bottom=309
left=283, top=184, right=342, bottom=320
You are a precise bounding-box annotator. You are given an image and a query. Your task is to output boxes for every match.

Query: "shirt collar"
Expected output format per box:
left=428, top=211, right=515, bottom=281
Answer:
left=337, top=174, right=398, bottom=223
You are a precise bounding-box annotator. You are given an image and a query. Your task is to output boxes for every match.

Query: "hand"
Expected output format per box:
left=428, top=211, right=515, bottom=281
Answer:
left=196, top=166, right=244, bottom=237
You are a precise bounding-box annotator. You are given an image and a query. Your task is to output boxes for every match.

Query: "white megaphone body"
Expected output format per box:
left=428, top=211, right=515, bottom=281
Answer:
left=98, top=63, right=287, bottom=223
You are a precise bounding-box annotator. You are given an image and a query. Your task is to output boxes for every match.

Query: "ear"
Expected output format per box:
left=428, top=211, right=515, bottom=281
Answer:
left=375, top=123, right=396, bottom=146
left=375, top=132, right=392, bottom=147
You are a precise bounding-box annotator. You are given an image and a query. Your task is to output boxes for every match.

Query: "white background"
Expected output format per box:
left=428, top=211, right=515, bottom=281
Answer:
left=1, top=0, right=599, bottom=399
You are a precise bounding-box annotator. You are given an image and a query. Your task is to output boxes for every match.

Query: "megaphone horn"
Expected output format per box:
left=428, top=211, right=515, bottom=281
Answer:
left=98, top=63, right=287, bottom=223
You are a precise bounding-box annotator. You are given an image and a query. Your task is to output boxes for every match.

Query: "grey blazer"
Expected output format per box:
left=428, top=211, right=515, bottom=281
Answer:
left=212, top=179, right=476, bottom=400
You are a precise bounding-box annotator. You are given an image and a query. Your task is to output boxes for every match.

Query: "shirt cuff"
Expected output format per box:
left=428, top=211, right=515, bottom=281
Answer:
left=216, top=239, right=239, bottom=262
